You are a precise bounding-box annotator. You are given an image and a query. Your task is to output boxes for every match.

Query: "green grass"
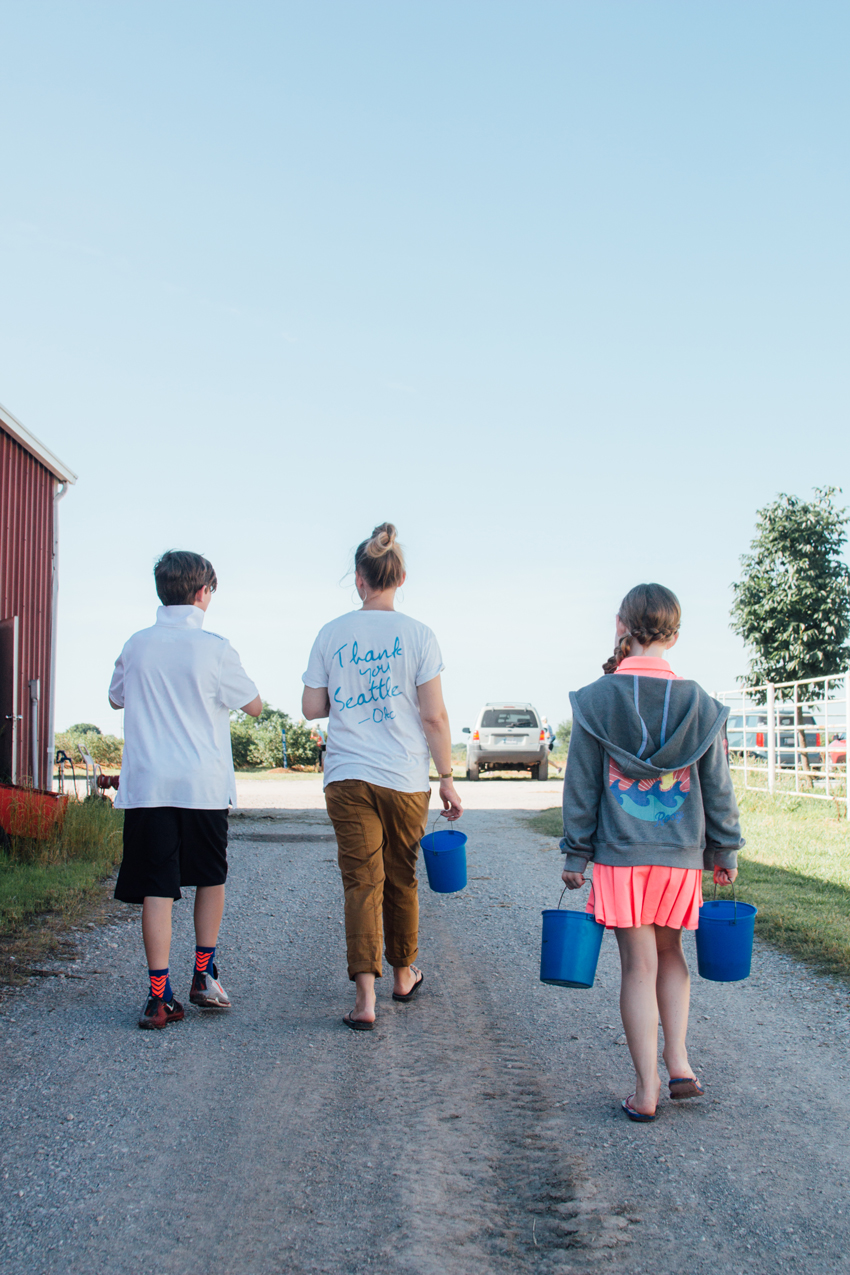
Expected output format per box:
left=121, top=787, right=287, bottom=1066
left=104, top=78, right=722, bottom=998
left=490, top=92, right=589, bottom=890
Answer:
left=0, top=799, right=124, bottom=929
left=527, top=786, right=850, bottom=978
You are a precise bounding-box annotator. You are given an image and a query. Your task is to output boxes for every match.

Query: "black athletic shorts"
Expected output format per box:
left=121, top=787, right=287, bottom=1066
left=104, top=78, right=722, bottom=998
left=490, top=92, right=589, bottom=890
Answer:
left=114, top=807, right=229, bottom=904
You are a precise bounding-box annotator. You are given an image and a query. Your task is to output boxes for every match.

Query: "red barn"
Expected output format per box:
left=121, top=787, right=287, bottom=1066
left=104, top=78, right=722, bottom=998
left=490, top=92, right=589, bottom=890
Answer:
left=0, top=402, right=77, bottom=791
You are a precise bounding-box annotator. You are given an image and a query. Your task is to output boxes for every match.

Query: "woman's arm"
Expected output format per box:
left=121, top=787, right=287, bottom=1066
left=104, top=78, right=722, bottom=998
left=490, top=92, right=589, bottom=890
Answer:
left=417, top=675, right=462, bottom=820
left=302, top=687, right=331, bottom=720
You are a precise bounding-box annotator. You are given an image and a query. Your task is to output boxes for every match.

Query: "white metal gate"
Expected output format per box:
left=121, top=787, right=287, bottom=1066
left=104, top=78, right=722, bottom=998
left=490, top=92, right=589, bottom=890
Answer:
left=716, top=671, right=849, bottom=806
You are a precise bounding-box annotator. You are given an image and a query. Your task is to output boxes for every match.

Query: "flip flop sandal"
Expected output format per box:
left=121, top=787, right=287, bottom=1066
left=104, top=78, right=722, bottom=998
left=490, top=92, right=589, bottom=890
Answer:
left=343, top=1011, right=375, bottom=1032
left=392, top=968, right=424, bottom=1002
left=622, top=1096, right=657, bottom=1123
left=669, top=1077, right=705, bottom=1099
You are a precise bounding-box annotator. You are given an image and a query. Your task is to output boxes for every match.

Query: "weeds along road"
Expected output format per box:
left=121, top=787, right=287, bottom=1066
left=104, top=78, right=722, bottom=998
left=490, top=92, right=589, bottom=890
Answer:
left=2, top=792, right=850, bottom=1275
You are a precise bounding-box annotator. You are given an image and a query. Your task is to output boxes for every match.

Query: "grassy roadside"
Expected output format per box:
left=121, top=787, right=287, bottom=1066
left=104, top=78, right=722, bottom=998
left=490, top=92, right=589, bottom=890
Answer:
left=0, top=799, right=124, bottom=985
left=528, top=786, right=850, bottom=978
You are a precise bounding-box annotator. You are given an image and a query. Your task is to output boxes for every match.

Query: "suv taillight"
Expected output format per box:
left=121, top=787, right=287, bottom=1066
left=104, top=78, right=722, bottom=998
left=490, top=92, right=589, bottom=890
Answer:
left=539, top=730, right=546, bottom=741
left=816, top=732, right=821, bottom=746
left=756, top=732, right=764, bottom=748
left=472, top=730, right=479, bottom=741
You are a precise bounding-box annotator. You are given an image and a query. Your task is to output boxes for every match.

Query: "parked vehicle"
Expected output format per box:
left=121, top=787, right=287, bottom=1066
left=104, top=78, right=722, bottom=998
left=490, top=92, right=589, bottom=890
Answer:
left=827, top=733, right=847, bottom=767
left=462, top=703, right=549, bottom=780
left=726, top=711, right=821, bottom=768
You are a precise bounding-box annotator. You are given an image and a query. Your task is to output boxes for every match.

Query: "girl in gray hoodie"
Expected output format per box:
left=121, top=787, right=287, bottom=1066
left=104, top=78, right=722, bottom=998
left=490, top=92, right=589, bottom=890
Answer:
left=561, top=584, right=743, bottom=1122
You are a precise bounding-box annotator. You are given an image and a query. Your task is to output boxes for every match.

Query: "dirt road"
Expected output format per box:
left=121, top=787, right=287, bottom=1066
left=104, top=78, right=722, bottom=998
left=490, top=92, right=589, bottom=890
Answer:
left=1, top=793, right=849, bottom=1274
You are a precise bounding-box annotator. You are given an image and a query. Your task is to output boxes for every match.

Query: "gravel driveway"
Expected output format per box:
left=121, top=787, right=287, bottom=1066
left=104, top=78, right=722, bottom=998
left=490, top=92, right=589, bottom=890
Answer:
left=1, top=789, right=849, bottom=1274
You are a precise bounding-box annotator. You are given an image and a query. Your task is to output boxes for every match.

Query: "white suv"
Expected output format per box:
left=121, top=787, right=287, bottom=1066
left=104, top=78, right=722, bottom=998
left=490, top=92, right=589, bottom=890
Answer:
left=462, top=703, right=549, bottom=781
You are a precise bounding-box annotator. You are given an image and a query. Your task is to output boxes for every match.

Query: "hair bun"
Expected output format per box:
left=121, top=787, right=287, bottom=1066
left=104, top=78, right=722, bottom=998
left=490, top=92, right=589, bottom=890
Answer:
left=367, top=522, right=397, bottom=558
left=354, top=522, right=405, bottom=591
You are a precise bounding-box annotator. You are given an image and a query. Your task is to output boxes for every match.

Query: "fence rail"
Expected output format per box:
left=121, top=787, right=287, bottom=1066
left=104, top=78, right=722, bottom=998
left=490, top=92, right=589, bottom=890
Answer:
left=715, top=670, right=849, bottom=806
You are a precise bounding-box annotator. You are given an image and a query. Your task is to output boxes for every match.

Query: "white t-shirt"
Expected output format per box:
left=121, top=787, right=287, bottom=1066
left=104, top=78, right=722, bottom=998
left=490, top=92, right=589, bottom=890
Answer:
left=302, top=610, right=444, bottom=793
left=109, top=605, right=259, bottom=810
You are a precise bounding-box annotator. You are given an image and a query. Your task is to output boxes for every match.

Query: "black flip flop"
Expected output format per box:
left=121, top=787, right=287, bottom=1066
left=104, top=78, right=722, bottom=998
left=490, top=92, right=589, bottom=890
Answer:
left=392, top=969, right=424, bottom=1002
left=343, top=1011, right=375, bottom=1032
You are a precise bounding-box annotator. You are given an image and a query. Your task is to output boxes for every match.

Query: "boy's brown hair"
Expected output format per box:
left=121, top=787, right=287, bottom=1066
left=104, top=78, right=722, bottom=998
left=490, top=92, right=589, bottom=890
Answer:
left=154, top=550, right=218, bottom=607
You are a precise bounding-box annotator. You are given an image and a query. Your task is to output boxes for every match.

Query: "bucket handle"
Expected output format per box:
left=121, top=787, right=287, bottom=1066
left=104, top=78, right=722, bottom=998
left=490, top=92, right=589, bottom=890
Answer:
left=557, top=877, right=590, bottom=909
left=712, top=882, right=737, bottom=924
left=427, top=808, right=461, bottom=848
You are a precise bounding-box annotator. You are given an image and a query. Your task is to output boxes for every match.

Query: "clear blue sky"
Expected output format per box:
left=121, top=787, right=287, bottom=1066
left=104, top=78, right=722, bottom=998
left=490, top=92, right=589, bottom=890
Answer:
left=1, top=1, right=847, bottom=737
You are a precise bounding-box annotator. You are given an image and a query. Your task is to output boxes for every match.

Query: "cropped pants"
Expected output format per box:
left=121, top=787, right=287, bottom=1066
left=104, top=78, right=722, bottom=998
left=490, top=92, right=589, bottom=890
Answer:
left=324, top=779, right=430, bottom=980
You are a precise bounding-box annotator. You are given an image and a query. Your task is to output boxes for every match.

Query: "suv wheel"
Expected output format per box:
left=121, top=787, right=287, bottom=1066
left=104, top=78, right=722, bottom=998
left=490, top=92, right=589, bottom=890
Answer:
left=537, top=758, right=549, bottom=781
left=466, top=764, right=480, bottom=781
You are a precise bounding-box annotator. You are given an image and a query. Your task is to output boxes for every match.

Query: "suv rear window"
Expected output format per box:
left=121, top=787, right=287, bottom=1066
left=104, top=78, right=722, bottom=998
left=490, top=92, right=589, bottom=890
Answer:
left=481, top=709, right=539, bottom=729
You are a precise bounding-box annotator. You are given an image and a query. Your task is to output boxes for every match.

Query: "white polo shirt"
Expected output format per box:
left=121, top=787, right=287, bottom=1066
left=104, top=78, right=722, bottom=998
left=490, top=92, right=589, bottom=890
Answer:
left=109, top=606, right=258, bottom=810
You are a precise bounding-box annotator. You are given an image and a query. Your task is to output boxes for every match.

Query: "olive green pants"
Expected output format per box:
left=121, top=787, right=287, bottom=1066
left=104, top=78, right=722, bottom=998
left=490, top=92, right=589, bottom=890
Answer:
left=325, top=779, right=430, bottom=980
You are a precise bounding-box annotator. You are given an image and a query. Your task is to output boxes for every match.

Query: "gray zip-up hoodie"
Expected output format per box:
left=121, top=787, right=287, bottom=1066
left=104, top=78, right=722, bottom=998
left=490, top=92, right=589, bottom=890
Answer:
left=560, top=674, right=744, bottom=875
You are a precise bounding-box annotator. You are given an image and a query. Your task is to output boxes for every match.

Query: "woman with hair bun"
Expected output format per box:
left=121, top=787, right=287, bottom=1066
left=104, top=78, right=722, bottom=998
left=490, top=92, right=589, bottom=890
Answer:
left=302, top=523, right=462, bottom=1031
left=561, top=584, right=743, bottom=1121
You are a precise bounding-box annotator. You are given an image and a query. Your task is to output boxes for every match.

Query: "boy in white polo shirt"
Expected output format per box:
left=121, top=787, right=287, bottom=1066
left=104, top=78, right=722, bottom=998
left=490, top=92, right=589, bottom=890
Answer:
left=109, top=550, right=261, bottom=1029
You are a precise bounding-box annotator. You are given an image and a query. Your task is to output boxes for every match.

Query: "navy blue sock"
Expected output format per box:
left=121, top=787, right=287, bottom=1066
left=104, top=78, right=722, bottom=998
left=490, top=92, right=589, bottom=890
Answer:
left=194, top=946, right=216, bottom=978
left=149, top=968, right=173, bottom=1002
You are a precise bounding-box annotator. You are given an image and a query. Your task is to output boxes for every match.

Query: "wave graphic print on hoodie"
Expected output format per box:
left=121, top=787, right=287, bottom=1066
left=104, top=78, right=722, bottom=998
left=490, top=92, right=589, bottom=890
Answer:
left=609, top=758, right=690, bottom=824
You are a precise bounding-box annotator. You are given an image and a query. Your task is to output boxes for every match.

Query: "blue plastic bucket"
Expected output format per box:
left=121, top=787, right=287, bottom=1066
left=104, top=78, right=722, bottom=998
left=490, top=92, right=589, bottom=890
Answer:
left=421, top=828, right=467, bottom=893
left=540, top=909, right=605, bottom=988
left=696, top=898, right=757, bottom=982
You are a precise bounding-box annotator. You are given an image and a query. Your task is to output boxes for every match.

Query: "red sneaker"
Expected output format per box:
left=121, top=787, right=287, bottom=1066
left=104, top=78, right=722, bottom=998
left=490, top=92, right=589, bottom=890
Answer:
left=138, top=995, right=185, bottom=1030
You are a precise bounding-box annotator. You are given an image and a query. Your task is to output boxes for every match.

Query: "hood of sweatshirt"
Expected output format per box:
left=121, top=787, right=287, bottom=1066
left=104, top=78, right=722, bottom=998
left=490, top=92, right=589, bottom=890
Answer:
left=569, top=675, right=729, bottom=780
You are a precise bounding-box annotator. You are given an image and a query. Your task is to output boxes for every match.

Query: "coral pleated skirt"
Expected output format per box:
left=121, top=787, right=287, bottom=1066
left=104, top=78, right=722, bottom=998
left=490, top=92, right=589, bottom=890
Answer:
left=586, top=864, right=703, bottom=930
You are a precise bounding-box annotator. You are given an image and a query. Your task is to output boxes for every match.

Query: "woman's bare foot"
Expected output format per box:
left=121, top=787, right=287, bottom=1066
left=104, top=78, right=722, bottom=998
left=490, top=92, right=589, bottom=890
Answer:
left=392, top=964, right=421, bottom=997
left=351, top=972, right=376, bottom=1023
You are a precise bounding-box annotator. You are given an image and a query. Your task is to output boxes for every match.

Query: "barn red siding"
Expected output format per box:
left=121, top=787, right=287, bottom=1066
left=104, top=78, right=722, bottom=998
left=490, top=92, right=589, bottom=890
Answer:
left=0, top=425, right=55, bottom=788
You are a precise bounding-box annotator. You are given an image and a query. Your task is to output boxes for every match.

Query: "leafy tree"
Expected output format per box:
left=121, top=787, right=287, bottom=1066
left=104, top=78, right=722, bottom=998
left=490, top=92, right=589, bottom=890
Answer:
left=731, top=487, right=850, bottom=771
left=67, top=723, right=102, bottom=736
left=556, top=719, right=572, bottom=749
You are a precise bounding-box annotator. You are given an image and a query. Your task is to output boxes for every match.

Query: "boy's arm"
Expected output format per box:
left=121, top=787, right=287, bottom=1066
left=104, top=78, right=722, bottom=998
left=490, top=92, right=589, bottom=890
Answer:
left=108, top=654, right=125, bottom=711
left=217, top=644, right=261, bottom=716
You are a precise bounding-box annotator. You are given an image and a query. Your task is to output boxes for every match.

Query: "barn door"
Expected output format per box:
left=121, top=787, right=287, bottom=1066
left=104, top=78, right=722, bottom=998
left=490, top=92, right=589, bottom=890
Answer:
left=0, top=617, right=19, bottom=783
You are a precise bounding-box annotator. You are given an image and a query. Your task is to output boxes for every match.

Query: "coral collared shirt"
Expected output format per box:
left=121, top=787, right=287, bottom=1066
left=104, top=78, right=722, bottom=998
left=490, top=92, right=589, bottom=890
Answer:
left=614, top=656, right=681, bottom=681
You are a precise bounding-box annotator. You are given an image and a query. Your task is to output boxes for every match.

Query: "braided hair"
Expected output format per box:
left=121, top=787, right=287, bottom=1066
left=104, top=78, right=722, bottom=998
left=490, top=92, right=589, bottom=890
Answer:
left=602, top=583, right=681, bottom=675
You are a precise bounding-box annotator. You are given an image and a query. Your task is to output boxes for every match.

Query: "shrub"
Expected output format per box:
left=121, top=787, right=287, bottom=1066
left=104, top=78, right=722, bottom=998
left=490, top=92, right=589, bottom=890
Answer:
left=556, top=719, right=572, bottom=748
left=286, top=720, right=320, bottom=768
left=229, top=703, right=319, bottom=770
left=56, top=730, right=123, bottom=768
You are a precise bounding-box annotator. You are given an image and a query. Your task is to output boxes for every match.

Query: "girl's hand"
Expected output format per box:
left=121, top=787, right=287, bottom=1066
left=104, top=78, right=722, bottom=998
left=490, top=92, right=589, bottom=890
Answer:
left=561, top=870, right=586, bottom=890
left=713, top=866, right=738, bottom=886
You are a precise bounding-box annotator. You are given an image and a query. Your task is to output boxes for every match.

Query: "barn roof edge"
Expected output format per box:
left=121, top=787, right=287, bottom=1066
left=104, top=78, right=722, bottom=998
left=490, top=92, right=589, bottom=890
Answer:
left=0, top=401, right=78, bottom=484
